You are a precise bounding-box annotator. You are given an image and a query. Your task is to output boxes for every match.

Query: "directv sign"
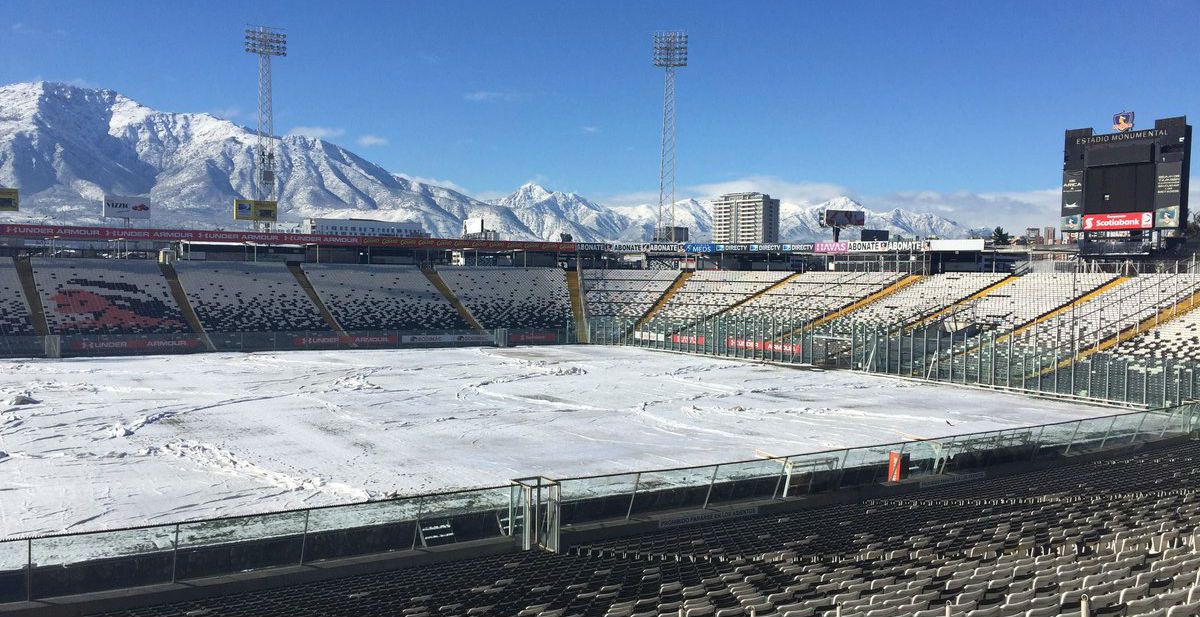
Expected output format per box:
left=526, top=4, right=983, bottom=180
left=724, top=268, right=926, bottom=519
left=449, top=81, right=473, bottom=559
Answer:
left=0, top=188, right=17, bottom=212
left=102, top=195, right=153, bottom=220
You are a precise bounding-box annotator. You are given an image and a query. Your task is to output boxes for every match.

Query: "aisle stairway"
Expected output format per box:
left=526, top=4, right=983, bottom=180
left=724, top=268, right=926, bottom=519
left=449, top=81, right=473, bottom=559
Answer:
left=289, top=263, right=346, bottom=335
left=13, top=256, right=49, bottom=336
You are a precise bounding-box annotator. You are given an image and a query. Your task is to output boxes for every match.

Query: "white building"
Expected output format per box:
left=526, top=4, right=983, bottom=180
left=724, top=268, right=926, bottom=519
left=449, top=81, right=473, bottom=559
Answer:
left=710, top=192, right=780, bottom=244
left=303, top=218, right=428, bottom=238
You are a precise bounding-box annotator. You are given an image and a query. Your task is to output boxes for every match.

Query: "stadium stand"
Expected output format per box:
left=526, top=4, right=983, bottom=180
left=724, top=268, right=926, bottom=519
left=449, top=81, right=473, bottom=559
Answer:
left=1010, top=274, right=1200, bottom=356
left=29, top=258, right=190, bottom=335
left=957, top=273, right=1116, bottom=330
left=173, top=261, right=328, bottom=332
left=840, top=273, right=1009, bottom=328
left=582, top=269, right=682, bottom=320
left=1117, top=303, right=1200, bottom=362
left=304, top=264, right=471, bottom=331
left=438, top=267, right=572, bottom=329
left=651, top=270, right=793, bottom=322
left=84, top=437, right=1200, bottom=617
left=726, top=271, right=905, bottom=323
left=0, top=258, right=37, bottom=336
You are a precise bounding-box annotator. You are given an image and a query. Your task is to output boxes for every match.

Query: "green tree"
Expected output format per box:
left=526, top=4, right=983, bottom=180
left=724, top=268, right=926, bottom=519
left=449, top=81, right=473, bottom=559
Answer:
left=991, top=226, right=1012, bottom=246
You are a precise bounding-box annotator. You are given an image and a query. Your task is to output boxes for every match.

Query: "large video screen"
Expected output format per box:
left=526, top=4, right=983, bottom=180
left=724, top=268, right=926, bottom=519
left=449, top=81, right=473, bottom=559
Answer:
left=1084, top=163, right=1156, bottom=214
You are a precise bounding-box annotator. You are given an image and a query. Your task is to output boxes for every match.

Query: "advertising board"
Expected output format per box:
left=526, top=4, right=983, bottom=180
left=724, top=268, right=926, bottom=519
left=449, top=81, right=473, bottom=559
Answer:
left=102, top=195, right=152, bottom=220
left=233, top=199, right=278, bottom=222
left=1082, top=212, right=1153, bottom=231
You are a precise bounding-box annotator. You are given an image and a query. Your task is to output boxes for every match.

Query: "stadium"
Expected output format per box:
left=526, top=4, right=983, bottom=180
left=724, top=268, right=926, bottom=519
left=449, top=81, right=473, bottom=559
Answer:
left=2, top=6, right=1200, bottom=617
left=2, top=223, right=1200, bottom=617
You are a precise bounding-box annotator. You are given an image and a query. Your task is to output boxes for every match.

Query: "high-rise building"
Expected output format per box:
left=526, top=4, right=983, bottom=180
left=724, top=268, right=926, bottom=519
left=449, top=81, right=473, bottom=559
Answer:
left=711, top=192, right=780, bottom=244
left=1044, top=226, right=1057, bottom=244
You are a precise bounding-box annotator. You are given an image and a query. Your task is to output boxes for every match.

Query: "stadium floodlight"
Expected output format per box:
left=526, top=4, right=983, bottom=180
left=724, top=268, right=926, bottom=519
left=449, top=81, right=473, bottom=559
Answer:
left=652, top=31, right=687, bottom=243
left=244, top=26, right=286, bottom=216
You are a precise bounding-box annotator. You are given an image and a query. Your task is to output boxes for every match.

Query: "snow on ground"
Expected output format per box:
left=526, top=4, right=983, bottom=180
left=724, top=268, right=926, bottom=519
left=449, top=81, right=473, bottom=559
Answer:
left=0, top=345, right=1114, bottom=538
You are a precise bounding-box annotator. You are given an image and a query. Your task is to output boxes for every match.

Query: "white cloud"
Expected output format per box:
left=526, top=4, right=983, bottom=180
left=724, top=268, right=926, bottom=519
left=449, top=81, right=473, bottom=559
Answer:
left=285, top=126, right=345, bottom=140
left=209, top=107, right=240, bottom=120
left=581, top=126, right=600, bottom=134
left=394, top=173, right=471, bottom=195
left=688, top=176, right=851, bottom=206
left=602, top=174, right=1072, bottom=231
left=12, top=23, right=66, bottom=37
left=463, top=90, right=525, bottom=102
left=865, top=188, right=1061, bottom=231
left=356, top=134, right=389, bottom=147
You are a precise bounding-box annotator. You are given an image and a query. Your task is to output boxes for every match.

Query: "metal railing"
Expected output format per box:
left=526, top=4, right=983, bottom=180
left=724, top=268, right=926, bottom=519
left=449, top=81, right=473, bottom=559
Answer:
left=0, top=484, right=522, bottom=603
left=3, top=401, right=1193, bottom=604
left=554, top=403, right=1198, bottom=528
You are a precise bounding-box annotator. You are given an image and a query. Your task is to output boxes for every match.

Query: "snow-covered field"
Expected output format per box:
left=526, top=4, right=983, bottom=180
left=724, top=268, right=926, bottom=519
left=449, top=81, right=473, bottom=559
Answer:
left=0, top=346, right=1114, bottom=538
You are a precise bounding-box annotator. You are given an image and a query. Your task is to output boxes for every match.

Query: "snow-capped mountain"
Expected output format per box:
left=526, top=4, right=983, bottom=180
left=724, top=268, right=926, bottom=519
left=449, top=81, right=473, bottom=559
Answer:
left=0, top=81, right=972, bottom=242
left=0, top=81, right=542, bottom=238
left=489, top=183, right=629, bottom=242
left=778, top=197, right=972, bottom=242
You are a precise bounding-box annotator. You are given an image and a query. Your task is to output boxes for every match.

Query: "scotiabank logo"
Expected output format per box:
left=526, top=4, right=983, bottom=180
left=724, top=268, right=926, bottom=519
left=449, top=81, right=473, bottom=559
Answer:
left=1082, top=212, right=1153, bottom=231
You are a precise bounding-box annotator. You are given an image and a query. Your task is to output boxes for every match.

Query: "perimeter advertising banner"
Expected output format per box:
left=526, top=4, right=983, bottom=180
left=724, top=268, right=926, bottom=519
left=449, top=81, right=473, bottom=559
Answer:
left=102, top=195, right=152, bottom=220
left=233, top=199, right=278, bottom=222
left=1082, top=212, right=1153, bottom=231
left=0, top=188, right=17, bottom=212
left=0, top=223, right=576, bottom=253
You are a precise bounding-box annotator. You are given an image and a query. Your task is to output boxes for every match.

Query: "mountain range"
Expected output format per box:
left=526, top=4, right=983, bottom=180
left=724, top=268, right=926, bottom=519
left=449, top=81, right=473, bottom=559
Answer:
left=0, top=81, right=974, bottom=242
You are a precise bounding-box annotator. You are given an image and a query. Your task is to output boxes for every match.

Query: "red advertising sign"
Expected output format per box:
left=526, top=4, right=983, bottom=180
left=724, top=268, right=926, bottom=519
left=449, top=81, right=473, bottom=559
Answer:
left=725, top=338, right=802, bottom=354
left=291, top=334, right=399, bottom=347
left=669, top=334, right=706, bottom=345
left=887, top=451, right=902, bottom=482
left=0, top=223, right=576, bottom=253
left=1082, top=212, right=1153, bottom=231
left=67, top=338, right=200, bottom=351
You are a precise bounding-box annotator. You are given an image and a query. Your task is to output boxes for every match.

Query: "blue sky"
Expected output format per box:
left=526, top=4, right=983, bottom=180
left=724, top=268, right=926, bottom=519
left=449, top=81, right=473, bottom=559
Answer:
left=2, top=0, right=1197, bottom=229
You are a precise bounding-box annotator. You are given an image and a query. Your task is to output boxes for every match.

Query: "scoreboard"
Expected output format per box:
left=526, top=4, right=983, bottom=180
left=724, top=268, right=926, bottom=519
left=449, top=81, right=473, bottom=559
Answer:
left=1061, top=116, right=1190, bottom=238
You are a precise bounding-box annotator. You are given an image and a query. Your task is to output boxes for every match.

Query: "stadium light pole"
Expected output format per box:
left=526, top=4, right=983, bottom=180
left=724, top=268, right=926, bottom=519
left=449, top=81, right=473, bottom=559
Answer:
left=244, top=26, right=286, bottom=212
left=653, top=31, right=687, bottom=243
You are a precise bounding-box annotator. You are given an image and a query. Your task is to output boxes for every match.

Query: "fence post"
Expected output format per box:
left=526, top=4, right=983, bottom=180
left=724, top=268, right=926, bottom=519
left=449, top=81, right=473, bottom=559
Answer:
left=702, top=465, right=720, bottom=510
left=171, top=523, right=180, bottom=583
left=1097, top=415, right=1119, bottom=449
left=299, top=509, right=310, bottom=565
left=1063, top=420, right=1083, bottom=455
left=625, top=472, right=641, bottom=520
left=25, top=538, right=32, bottom=602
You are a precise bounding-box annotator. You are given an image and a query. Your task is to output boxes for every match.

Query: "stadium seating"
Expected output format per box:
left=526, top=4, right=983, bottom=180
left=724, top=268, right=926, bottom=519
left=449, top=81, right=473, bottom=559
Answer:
left=0, top=258, right=37, bottom=336
left=438, top=267, right=572, bottom=329
left=840, top=273, right=1009, bottom=327
left=1116, top=303, right=1200, bottom=362
left=726, top=271, right=904, bottom=323
left=582, top=269, right=681, bottom=320
left=653, top=270, right=793, bottom=322
left=86, top=438, right=1200, bottom=617
left=30, top=258, right=190, bottom=335
left=305, top=264, right=470, bottom=331
left=174, top=261, right=328, bottom=332
left=1012, top=274, right=1200, bottom=357
left=958, top=273, right=1115, bottom=330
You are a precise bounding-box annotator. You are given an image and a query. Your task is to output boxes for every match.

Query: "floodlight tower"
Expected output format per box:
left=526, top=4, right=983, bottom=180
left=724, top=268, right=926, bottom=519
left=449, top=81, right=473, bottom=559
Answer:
left=652, top=31, right=687, bottom=243
left=244, top=26, right=286, bottom=207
